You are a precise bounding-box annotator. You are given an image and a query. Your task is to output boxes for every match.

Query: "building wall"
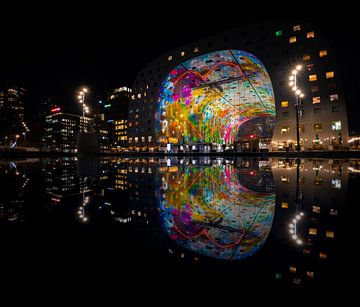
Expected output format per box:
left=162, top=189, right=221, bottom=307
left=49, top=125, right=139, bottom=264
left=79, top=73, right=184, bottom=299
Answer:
left=128, top=20, right=349, bottom=151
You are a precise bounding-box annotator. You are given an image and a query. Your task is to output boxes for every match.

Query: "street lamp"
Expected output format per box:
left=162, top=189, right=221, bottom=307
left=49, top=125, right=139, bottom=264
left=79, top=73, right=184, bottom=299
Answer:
left=289, top=65, right=304, bottom=153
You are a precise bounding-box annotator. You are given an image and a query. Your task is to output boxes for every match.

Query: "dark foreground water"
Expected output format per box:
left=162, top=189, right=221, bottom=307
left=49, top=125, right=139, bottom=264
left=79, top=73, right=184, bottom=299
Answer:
left=0, top=156, right=358, bottom=292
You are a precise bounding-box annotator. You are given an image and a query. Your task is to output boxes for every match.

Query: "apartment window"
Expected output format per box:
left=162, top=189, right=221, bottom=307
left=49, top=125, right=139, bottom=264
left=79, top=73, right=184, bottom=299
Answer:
left=311, top=86, right=319, bottom=93
left=194, top=47, right=199, bottom=53
left=326, top=71, right=335, bottom=79
left=282, top=111, right=289, bottom=118
left=330, top=94, right=339, bottom=102
left=326, top=231, right=335, bottom=238
left=309, top=228, right=317, bottom=235
left=303, top=54, right=311, bottom=61
left=134, top=137, right=138, bottom=143
left=281, top=176, right=290, bottom=183
left=281, top=126, right=289, bottom=133
left=307, top=31, right=315, bottom=38
left=319, top=252, right=328, bottom=260
left=319, top=50, right=328, bottom=57
left=312, top=205, right=321, bottom=213
left=281, top=100, right=289, bottom=107
left=332, top=106, right=340, bottom=112
left=332, top=178, right=341, bottom=189
left=293, top=25, right=301, bottom=31
left=332, top=120, right=342, bottom=131
left=309, top=74, right=317, bottom=82
left=141, top=136, right=145, bottom=143
left=312, top=96, right=321, bottom=104
left=307, top=271, right=314, bottom=279
left=281, top=202, right=289, bottom=209
left=275, top=30, right=283, bottom=37
left=168, top=55, right=173, bottom=61
left=306, top=64, right=314, bottom=71
left=148, top=136, right=152, bottom=142
left=314, top=108, right=321, bottom=115
left=180, top=51, right=185, bottom=57
left=314, top=123, right=322, bottom=131
left=289, top=36, right=297, bottom=43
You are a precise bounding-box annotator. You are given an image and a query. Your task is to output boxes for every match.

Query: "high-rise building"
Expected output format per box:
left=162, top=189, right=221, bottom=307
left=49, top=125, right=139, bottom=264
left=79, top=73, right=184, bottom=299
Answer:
left=128, top=21, right=349, bottom=152
left=0, top=87, right=28, bottom=143
left=103, top=86, right=131, bottom=150
left=43, top=107, right=93, bottom=153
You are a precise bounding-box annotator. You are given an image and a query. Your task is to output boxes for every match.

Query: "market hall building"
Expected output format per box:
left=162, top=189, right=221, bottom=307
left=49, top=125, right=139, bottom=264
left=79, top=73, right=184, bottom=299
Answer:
left=128, top=20, right=349, bottom=152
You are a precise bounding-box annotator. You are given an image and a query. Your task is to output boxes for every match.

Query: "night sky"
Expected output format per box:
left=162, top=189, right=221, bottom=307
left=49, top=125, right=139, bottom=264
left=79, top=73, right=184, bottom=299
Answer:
left=1, top=5, right=359, bottom=132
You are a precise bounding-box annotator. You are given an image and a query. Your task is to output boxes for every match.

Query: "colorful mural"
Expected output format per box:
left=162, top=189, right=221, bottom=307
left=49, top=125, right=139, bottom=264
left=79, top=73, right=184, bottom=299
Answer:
left=159, top=163, right=275, bottom=260
left=156, top=50, right=275, bottom=145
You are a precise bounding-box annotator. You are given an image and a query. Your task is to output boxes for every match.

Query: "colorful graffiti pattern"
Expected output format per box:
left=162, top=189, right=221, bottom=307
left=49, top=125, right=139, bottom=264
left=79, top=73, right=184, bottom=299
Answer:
left=156, top=50, right=275, bottom=144
left=159, top=164, right=275, bottom=260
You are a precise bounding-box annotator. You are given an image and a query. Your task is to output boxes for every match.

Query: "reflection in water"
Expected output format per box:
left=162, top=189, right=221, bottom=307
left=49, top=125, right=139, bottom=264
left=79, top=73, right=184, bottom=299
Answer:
left=159, top=161, right=275, bottom=260
left=0, top=156, right=358, bottom=288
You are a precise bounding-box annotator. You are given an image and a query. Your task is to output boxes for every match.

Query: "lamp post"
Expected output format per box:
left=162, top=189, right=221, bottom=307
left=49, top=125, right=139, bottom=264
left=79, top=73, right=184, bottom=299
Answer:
left=77, top=87, right=90, bottom=132
left=289, top=65, right=305, bottom=153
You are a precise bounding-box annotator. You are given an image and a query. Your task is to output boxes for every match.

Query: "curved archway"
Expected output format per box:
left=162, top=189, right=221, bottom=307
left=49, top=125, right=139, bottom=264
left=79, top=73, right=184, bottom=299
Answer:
left=156, top=50, right=275, bottom=149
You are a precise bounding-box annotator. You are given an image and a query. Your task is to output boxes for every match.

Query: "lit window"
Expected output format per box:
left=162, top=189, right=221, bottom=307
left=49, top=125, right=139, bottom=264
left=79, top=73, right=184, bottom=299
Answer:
left=330, top=94, right=339, bottom=102
left=275, top=30, right=283, bottom=37
left=141, top=136, right=145, bottom=142
left=289, top=36, right=297, bottom=43
left=180, top=51, right=185, bottom=56
left=281, top=101, right=289, bottom=107
left=134, top=137, right=138, bottom=143
left=312, top=96, right=321, bottom=104
left=326, top=71, right=335, bottom=79
left=319, top=50, right=328, bottom=57
left=168, top=55, right=173, bottom=61
left=319, top=252, right=328, bottom=260
left=309, top=74, right=317, bottom=82
left=307, top=271, right=314, bottom=279
left=194, top=47, right=199, bottom=53
left=289, top=266, right=297, bottom=273
left=281, top=126, right=289, bottom=133
left=128, top=137, right=132, bottom=143
left=306, top=64, right=314, bottom=71
left=312, top=206, right=321, bottom=213
left=332, top=120, right=342, bottom=131
left=314, top=178, right=323, bottom=185
left=137, top=93, right=142, bottom=98
left=303, top=55, right=311, bottom=61
left=281, top=176, right=290, bottom=183
left=148, top=136, right=152, bottom=142
left=281, top=202, right=288, bottom=209
left=314, top=123, right=322, bottom=131
left=293, top=25, right=301, bottom=31
left=307, top=31, right=315, bottom=38
left=309, top=228, right=317, bottom=235
left=332, top=178, right=341, bottom=189
left=330, top=209, right=338, bottom=216
left=326, top=231, right=335, bottom=238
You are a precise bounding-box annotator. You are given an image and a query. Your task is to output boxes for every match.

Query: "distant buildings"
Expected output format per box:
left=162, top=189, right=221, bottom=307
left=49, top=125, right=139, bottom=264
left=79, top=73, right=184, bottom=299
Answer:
left=0, top=87, right=29, bottom=146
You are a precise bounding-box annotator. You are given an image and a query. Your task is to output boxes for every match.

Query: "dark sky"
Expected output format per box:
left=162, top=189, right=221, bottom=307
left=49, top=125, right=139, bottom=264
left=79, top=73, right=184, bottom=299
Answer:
left=1, top=4, right=359, bottom=132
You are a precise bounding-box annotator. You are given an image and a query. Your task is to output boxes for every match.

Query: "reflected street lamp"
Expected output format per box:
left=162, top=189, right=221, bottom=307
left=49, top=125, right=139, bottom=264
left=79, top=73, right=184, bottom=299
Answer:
left=289, top=65, right=304, bottom=153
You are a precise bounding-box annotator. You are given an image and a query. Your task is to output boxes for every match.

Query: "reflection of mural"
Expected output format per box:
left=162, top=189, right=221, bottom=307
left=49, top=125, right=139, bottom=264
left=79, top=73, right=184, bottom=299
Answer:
left=159, top=164, right=275, bottom=260
left=156, top=50, right=275, bottom=145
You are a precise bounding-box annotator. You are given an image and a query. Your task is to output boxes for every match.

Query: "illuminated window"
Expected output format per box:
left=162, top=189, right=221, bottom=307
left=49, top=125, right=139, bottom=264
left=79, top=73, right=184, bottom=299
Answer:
left=332, top=178, right=341, bottom=189
left=289, top=36, right=297, bottom=43
left=307, top=31, right=315, bottom=38
left=307, top=271, right=314, bottom=279
left=194, top=47, right=199, bottom=53
left=332, top=120, right=341, bottom=131
left=326, top=231, right=335, bottom=238
left=311, top=86, right=319, bottom=93
left=312, top=96, right=321, bottom=104
left=281, top=101, right=289, bottom=107
left=309, top=74, right=317, bottom=82
left=281, top=126, right=289, bottom=133
left=281, top=202, right=289, bottom=208
left=330, top=209, right=338, bottom=216
left=141, top=136, right=145, bottom=142
left=289, top=266, right=297, bottom=273
left=319, top=50, right=328, bottom=57
left=309, top=228, right=317, bottom=235
left=326, top=71, right=335, bottom=79
left=134, top=137, right=138, bottom=143
left=306, top=64, right=314, bottom=71
left=303, top=54, right=311, bottom=61
left=293, top=25, right=301, bottom=31
left=128, top=137, right=132, bottom=143
left=180, top=51, right=185, bottom=57
left=330, top=94, right=339, bottom=102
left=281, top=176, right=290, bottom=183
left=168, top=55, right=173, bottom=61
left=314, top=178, right=323, bottom=186
left=314, top=123, right=322, bottom=131
left=312, top=206, right=321, bottom=213
left=319, top=252, right=328, bottom=260
left=275, top=30, right=283, bottom=37
left=148, top=136, right=152, bottom=142
left=137, top=93, right=142, bottom=98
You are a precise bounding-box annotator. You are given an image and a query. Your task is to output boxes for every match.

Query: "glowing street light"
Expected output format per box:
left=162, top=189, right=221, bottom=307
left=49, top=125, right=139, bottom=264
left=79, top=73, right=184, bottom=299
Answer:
left=77, top=87, right=90, bottom=132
